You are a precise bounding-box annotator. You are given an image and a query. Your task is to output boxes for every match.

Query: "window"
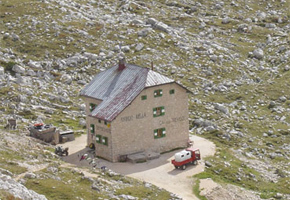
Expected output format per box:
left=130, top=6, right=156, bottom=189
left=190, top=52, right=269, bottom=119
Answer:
left=153, top=106, right=165, bottom=117
left=102, top=136, right=108, bottom=146
left=96, top=135, right=101, bottom=143
left=90, top=124, right=95, bottom=134
left=154, top=128, right=166, bottom=139
left=141, top=95, right=147, bottom=100
left=154, top=89, right=162, bottom=97
left=90, top=103, right=97, bottom=112
left=169, top=89, right=175, bottom=94
left=98, top=119, right=101, bottom=123
left=104, top=121, right=107, bottom=125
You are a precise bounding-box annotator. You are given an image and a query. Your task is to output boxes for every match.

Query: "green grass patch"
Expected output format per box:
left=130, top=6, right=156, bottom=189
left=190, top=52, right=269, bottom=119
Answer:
left=0, top=150, right=27, bottom=174
left=115, top=185, right=172, bottom=200
left=25, top=168, right=108, bottom=200
left=194, top=148, right=290, bottom=198
left=192, top=179, right=207, bottom=200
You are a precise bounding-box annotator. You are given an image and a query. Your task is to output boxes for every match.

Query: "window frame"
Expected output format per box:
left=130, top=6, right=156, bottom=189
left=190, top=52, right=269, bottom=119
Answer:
left=89, top=103, right=97, bottom=112
left=154, top=128, right=166, bottom=139
left=153, top=106, right=165, bottom=117
left=169, top=89, right=175, bottom=94
left=96, top=134, right=102, bottom=144
left=102, top=136, right=108, bottom=146
left=141, top=95, right=147, bottom=100
left=154, top=89, right=163, bottom=98
left=90, top=124, right=95, bottom=134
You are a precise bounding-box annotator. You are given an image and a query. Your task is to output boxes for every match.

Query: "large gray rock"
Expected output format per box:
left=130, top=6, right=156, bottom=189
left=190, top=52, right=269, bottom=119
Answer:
left=12, top=65, right=25, bottom=74
left=253, top=48, right=264, bottom=60
left=155, top=22, right=170, bottom=33
left=137, top=28, right=152, bottom=37
left=135, top=43, right=144, bottom=51
left=214, top=103, right=229, bottom=115
left=28, top=60, right=42, bottom=69
left=0, top=66, right=4, bottom=75
left=0, top=173, right=47, bottom=200
left=60, top=74, right=72, bottom=84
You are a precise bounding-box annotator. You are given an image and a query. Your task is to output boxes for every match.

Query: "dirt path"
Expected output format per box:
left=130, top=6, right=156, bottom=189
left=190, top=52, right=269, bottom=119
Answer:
left=15, top=163, right=49, bottom=181
left=60, top=134, right=216, bottom=200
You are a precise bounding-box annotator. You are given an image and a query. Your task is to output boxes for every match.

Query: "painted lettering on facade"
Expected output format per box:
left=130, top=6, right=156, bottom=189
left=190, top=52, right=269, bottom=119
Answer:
left=121, top=115, right=134, bottom=122
left=136, top=112, right=146, bottom=119
left=121, top=112, right=147, bottom=122
left=159, top=116, right=186, bottom=125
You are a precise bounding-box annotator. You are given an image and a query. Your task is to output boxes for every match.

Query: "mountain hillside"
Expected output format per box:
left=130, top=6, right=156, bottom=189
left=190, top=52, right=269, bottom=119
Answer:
left=0, top=0, right=290, bottom=199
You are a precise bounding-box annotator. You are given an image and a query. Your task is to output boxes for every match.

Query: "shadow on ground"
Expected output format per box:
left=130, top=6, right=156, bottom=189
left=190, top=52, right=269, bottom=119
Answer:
left=60, top=147, right=181, bottom=175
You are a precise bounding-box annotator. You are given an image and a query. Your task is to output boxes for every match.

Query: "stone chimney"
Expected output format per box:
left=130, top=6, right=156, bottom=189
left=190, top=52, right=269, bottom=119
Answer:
left=118, top=58, right=126, bottom=71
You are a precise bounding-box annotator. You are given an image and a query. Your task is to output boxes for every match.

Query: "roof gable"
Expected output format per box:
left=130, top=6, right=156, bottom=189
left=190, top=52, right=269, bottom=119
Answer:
left=80, top=64, right=175, bottom=121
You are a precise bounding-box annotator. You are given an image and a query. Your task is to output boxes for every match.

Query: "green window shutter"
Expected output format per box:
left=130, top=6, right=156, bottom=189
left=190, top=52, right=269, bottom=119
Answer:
left=161, top=106, right=165, bottom=116
left=162, top=128, right=166, bottom=137
left=153, top=108, right=157, bottom=117
left=96, top=135, right=101, bottom=143
left=102, top=137, right=108, bottom=146
left=160, top=89, right=163, bottom=97
left=170, top=89, right=175, bottom=94
left=141, top=95, right=147, bottom=100
left=154, top=129, right=158, bottom=139
left=90, top=124, right=95, bottom=134
left=90, top=103, right=97, bottom=112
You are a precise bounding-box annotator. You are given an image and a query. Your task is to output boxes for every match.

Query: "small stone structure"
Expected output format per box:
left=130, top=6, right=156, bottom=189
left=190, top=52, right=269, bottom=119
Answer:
left=29, top=125, right=60, bottom=144
left=60, top=130, right=75, bottom=143
left=29, top=124, right=75, bottom=145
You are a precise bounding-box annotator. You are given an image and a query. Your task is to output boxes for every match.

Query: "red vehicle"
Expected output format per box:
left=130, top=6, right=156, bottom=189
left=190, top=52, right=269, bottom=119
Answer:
left=171, top=148, right=201, bottom=170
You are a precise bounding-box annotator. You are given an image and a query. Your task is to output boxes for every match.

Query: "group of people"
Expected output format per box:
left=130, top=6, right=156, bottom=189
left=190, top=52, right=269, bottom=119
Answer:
left=78, top=153, right=106, bottom=171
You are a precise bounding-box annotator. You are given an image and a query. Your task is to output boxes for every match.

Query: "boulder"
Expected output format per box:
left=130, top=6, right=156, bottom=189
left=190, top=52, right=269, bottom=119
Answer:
left=60, top=74, right=72, bottom=84
left=253, top=48, right=264, bottom=60
left=12, top=65, right=25, bottom=74
left=135, top=43, right=144, bottom=51
left=0, top=66, right=4, bottom=75
left=137, top=28, right=152, bottom=37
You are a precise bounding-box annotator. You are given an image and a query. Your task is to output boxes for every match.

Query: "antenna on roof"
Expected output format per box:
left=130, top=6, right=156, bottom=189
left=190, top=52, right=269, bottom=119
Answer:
left=151, top=61, right=154, bottom=71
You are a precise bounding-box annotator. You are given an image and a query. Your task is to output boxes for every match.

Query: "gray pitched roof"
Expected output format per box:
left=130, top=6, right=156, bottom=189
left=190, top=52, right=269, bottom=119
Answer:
left=80, top=64, right=174, bottom=121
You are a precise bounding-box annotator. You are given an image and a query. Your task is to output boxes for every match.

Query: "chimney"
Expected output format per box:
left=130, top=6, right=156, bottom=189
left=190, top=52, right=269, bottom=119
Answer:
left=118, top=58, right=126, bottom=71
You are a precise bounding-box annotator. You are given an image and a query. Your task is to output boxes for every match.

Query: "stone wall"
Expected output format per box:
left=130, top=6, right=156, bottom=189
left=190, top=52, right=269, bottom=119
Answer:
left=111, top=82, right=189, bottom=162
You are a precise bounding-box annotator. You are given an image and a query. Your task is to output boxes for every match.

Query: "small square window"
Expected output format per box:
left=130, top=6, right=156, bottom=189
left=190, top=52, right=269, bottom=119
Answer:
left=153, top=106, right=165, bottom=117
left=90, top=103, right=97, bottom=112
left=98, top=119, right=101, bottom=123
left=141, top=95, right=147, bottom=100
left=104, top=121, right=107, bottom=125
left=169, top=89, right=175, bottom=94
left=154, top=128, right=166, bottom=139
left=154, top=89, right=162, bottom=97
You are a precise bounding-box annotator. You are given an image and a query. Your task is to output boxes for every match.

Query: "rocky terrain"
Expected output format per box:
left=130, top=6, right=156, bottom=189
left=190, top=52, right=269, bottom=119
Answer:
left=0, top=0, right=290, bottom=199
